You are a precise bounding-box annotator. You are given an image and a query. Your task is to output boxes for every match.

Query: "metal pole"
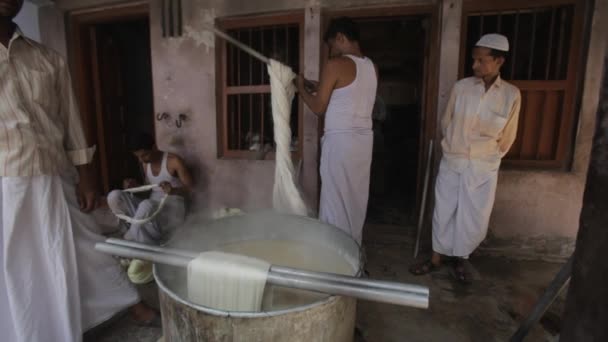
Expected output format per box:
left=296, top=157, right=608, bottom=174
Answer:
left=207, top=25, right=271, bottom=65
left=107, top=238, right=428, bottom=296
left=510, top=255, right=574, bottom=341
left=414, top=139, right=434, bottom=258
left=96, top=242, right=429, bottom=308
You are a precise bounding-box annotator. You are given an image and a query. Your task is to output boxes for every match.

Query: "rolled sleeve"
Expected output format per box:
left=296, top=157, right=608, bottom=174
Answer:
left=67, top=146, right=97, bottom=166
left=56, top=55, right=96, bottom=165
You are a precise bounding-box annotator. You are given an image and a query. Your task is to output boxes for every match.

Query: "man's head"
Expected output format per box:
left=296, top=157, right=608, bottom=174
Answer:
left=472, top=33, right=509, bottom=79
left=128, top=132, right=156, bottom=163
left=323, top=17, right=360, bottom=58
left=0, top=0, right=24, bottom=19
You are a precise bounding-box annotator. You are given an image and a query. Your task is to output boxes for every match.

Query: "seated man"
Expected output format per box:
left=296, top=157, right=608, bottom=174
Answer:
left=108, top=132, right=193, bottom=245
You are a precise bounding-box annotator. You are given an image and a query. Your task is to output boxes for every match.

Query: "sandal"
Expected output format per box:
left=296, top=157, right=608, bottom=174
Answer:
left=409, top=260, right=440, bottom=276
left=450, top=260, right=471, bottom=284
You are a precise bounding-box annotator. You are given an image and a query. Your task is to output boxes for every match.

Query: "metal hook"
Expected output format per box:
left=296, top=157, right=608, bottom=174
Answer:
left=175, top=113, right=187, bottom=128
left=156, top=112, right=171, bottom=121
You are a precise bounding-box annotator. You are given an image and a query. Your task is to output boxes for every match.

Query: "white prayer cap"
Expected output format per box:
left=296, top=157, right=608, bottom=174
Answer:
left=475, top=33, right=509, bottom=52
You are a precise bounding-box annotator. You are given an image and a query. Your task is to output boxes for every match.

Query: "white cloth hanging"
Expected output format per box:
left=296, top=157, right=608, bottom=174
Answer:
left=267, top=59, right=308, bottom=216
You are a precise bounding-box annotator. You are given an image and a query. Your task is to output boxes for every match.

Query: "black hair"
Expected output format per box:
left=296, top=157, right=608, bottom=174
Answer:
left=323, top=17, right=360, bottom=43
left=127, top=132, right=155, bottom=151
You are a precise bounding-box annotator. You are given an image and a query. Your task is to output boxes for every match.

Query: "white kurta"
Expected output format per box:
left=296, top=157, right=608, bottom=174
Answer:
left=0, top=171, right=140, bottom=342
left=433, top=76, right=521, bottom=257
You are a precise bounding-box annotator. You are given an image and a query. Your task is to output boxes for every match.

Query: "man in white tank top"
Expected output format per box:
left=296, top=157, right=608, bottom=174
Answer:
left=296, top=17, right=378, bottom=244
left=107, top=132, right=193, bottom=246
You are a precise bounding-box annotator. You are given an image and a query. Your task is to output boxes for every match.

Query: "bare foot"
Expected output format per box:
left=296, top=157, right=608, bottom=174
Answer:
left=131, top=301, right=158, bottom=325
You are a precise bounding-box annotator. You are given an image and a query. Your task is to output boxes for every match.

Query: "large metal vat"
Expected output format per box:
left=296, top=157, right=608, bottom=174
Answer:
left=154, top=211, right=362, bottom=342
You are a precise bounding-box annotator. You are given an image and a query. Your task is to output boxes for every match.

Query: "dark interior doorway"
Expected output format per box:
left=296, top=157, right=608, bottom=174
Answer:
left=357, top=16, right=429, bottom=226
left=70, top=5, right=154, bottom=193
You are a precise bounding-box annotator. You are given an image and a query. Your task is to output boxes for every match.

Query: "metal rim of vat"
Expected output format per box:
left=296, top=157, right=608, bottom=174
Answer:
left=154, top=212, right=363, bottom=318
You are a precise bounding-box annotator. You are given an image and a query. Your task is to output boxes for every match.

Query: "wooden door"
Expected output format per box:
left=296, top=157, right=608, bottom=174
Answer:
left=90, top=26, right=131, bottom=193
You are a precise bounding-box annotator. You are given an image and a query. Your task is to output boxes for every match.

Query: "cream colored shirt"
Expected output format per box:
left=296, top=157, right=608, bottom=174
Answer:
left=0, top=28, right=95, bottom=177
left=441, top=76, right=521, bottom=168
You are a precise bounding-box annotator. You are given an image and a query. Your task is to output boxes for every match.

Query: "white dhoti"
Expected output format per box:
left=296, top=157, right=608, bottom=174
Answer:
left=107, top=190, right=185, bottom=245
left=0, top=171, right=139, bottom=342
left=319, top=131, right=373, bottom=244
left=432, top=157, right=500, bottom=258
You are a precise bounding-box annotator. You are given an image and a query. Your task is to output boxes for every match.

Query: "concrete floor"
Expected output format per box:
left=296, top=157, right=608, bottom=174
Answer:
left=84, top=223, right=565, bottom=342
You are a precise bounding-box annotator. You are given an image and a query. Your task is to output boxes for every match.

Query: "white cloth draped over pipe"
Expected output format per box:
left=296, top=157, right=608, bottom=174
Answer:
left=267, top=59, right=308, bottom=216
left=187, top=251, right=271, bottom=312
left=0, top=170, right=139, bottom=342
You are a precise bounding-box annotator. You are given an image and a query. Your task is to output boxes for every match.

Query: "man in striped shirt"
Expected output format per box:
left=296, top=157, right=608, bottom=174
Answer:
left=0, top=1, right=156, bottom=341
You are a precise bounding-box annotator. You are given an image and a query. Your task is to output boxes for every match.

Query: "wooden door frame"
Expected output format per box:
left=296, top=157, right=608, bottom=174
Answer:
left=67, top=2, right=151, bottom=192
left=323, top=4, right=441, bottom=217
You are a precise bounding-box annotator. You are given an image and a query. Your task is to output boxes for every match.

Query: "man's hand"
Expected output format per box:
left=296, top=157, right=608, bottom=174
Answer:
left=123, top=178, right=139, bottom=189
left=76, top=164, right=98, bottom=213
left=160, top=181, right=173, bottom=195
left=294, top=75, right=318, bottom=95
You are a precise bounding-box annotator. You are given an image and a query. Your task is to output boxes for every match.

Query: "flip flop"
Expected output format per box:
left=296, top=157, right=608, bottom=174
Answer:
left=409, top=260, right=440, bottom=276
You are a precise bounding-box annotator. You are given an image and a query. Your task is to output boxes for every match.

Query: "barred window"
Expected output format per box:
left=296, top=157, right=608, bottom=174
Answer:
left=216, top=14, right=303, bottom=159
left=460, top=0, right=585, bottom=168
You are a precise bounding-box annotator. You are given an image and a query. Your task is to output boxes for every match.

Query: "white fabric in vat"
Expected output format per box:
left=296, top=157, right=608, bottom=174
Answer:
left=187, top=251, right=271, bottom=312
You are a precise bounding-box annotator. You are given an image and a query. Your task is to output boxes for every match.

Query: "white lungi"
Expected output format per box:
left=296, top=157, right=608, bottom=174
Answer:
left=107, top=190, right=186, bottom=245
left=0, top=171, right=139, bottom=342
left=319, top=131, right=373, bottom=244
left=432, top=157, right=499, bottom=258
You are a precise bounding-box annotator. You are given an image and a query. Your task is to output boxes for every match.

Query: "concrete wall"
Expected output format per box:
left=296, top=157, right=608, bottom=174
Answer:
left=43, top=0, right=608, bottom=258
left=14, top=1, right=41, bottom=42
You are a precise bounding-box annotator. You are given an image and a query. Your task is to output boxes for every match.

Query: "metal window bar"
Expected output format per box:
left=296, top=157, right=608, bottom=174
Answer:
left=237, top=30, right=242, bottom=86
left=546, top=8, right=556, bottom=80
left=260, top=93, right=265, bottom=148
left=511, top=11, right=519, bottom=79
left=249, top=28, right=253, bottom=86
left=497, top=14, right=502, bottom=33
left=479, top=15, right=484, bottom=35
left=224, top=24, right=300, bottom=152
left=285, top=26, right=289, bottom=67
left=555, top=8, right=566, bottom=80
left=527, top=11, right=538, bottom=80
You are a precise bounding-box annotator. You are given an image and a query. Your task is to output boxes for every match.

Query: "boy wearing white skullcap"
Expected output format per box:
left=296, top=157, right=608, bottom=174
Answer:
left=410, top=34, right=521, bottom=283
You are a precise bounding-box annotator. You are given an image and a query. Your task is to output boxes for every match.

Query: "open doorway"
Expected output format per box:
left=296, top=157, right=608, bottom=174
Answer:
left=356, top=16, right=429, bottom=227
left=70, top=5, right=154, bottom=194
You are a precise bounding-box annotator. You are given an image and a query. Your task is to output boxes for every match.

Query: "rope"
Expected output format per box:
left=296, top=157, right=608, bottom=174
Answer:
left=111, top=184, right=169, bottom=225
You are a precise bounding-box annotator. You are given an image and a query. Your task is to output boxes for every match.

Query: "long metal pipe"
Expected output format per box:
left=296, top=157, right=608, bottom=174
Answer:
left=206, top=25, right=271, bottom=65
left=106, top=238, right=429, bottom=296
left=95, top=242, right=429, bottom=309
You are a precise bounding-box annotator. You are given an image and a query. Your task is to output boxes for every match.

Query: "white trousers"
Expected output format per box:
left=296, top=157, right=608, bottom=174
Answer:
left=319, top=132, right=373, bottom=244
left=0, top=172, right=139, bottom=342
left=432, top=157, right=499, bottom=258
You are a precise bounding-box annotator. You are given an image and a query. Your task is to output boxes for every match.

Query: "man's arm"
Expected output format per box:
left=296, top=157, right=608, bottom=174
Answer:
left=160, top=155, right=193, bottom=196
left=440, top=85, right=458, bottom=139
left=296, top=58, right=341, bottom=115
left=56, top=55, right=97, bottom=212
left=498, top=90, right=522, bottom=157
